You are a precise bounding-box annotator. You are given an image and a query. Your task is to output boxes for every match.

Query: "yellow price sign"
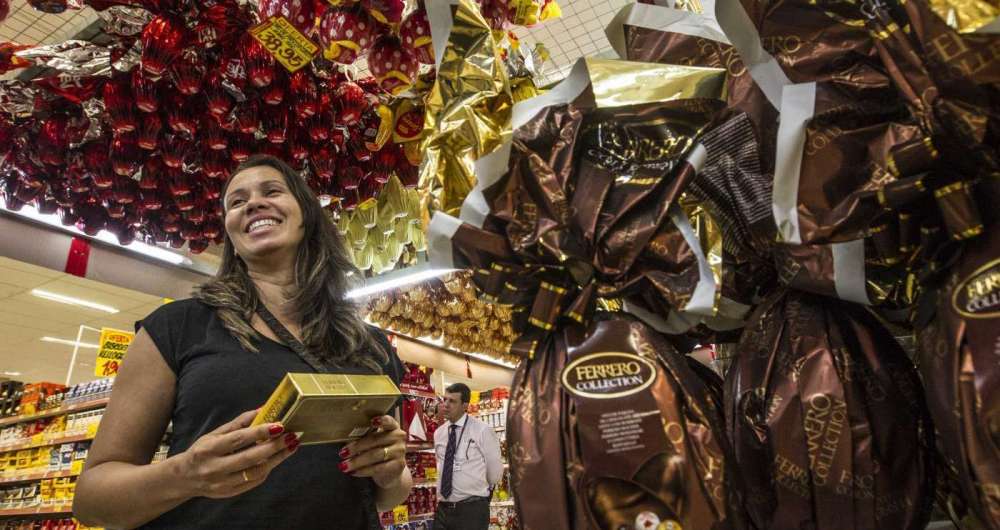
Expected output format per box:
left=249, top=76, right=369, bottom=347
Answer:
left=95, top=328, right=134, bottom=377
left=249, top=16, right=318, bottom=73
left=392, top=505, right=408, bottom=523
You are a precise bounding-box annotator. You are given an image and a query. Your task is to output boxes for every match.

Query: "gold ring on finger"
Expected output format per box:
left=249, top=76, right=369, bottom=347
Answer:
left=242, top=470, right=251, bottom=483
left=382, top=446, right=389, bottom=462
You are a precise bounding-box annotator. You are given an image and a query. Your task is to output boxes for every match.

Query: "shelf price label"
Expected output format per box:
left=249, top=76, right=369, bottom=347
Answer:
left=249, top=16, right=318, bottom=73
left=95, top=328, right=134, bottom=377
left=392, top=505, right=408, bottom=524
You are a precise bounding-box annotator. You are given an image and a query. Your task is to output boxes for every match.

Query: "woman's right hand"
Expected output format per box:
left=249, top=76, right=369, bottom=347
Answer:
left=172, top=409, right=300, bottom=499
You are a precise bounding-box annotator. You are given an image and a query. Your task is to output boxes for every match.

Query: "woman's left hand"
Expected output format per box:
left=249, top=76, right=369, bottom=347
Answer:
left=339, top=415, right=408, bottom=488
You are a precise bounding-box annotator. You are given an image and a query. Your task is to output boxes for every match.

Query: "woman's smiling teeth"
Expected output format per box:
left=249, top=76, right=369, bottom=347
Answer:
left=248, top=218, right=281, bottom=233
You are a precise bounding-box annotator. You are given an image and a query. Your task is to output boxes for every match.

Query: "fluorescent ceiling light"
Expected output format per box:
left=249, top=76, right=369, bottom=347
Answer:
left=32, top=289, right=120, bottom=314
left=346, top=267, right=455, bottom=299
left=41, top=337, right=100, bottom=349
left=5, top=205, right=191, bottom=266
left=2, top=371, right=22, bottom=377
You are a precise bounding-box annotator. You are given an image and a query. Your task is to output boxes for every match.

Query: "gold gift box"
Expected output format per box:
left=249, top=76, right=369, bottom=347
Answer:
left=251, top=373, right=401, bottom=445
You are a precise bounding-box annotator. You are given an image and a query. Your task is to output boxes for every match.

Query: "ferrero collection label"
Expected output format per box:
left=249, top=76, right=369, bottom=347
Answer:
left=562, top=352, right=657, bottom=399
left=563, top=349, right=668, bottom=481
left=803, top=393, right=847, bottom=487
left=952, top=257, right=1000, bottom=318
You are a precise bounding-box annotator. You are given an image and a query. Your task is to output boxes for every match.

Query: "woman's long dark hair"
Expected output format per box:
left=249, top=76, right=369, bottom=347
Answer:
left=193, top=154, right=386, bottom=372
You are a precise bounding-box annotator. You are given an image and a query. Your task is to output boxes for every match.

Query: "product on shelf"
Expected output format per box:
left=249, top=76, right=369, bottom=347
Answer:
left=0, top=379, right=114, bottom=422
left=470, top=388, right=508, bottom=431
left=0, top=383, right=24, bottom=420
left=63, top=380, right=114, bottom=406
left=16, top=383, right=65, bottom=417
left=399, top=363, right=434, bottom=395
left=401, top=396, right=441, bottom=444
left=403, top=452, right=437, bottom=483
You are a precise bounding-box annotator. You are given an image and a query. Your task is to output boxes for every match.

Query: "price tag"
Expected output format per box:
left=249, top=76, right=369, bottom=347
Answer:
left=96, top=359, right=121, bottom=377
left=424, top=467, right=437, bottom=481
left=249, top=16, right=318, bottom=73
left=392, top=505, right=408, bottom=523
left=86, top=423, right=99, bottom=439
left=95, top=328, right=134, bottom=377
left=70, top=459, right=84, bottom=475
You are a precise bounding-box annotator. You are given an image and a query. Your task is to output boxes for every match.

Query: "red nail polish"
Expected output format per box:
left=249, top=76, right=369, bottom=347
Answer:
left=268, top=424, right=284, bottom=436
left=371, top=417, right=382, bottom=427
left=339, top=447, right=350, bottom=458
left=288, top=439, right=301, bottom=452
left=338, top=461, right=349, bottom=472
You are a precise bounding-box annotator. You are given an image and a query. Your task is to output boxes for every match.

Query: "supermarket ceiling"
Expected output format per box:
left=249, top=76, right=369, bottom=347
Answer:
left=0, top=0, right=629, bottom=84
left=0, top=256, right=163, bottom=386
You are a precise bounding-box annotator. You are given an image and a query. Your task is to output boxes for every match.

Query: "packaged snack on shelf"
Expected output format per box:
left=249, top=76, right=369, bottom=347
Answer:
left=59, top=443, right=74, bottom=472
left=73, top=442, right=89, bottom=468
left=40, top=477, right=54, bottom=506
left=52, top=477, right=69, bottom=505
left=19, top=383, right=66, bottom=416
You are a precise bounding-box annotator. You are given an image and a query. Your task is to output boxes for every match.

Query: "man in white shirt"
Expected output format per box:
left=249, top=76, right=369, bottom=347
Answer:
left=433, top=383, right=503, bottom=530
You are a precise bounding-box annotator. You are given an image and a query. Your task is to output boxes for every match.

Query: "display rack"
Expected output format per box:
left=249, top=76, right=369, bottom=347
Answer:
left=0, top=504, right=74, bottom=517
left=0, top=381, right=113, bottom=529
left=0, top=399, right=109, bottom=429
left=0, top=469, right=79, bottom=486
left=0, top=432, right=96, bottom=452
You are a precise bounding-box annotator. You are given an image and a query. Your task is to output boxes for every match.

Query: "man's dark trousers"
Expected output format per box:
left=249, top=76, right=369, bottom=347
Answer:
left=432, top=496, right=490, bottom=530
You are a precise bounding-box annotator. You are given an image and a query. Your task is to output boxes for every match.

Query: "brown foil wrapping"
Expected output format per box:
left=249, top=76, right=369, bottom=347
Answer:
left=726, top=289, right=936, bottom=530
left=509, top=316, right=741, bottom=530
left=607, top=3, right=779, bottom=173
left=916, top=182, right=1000, bottom=530
left=429, top=58, right=745, bottom=529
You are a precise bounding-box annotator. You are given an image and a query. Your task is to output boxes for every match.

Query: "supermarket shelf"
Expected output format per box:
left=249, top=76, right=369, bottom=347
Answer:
left=0, top=433, right=95, bottom=452
left=400, top=387, right=438, bottom=399
left=0, top=398, right=110, bottom=428
left=406, top=512, right=435, bottom=523
left=491, top=500, right=515, bottom=507
left=0, top=469, right=78, bottom=485
left=406, top=441, right=433, bottom=452
left=412, top=478, right=437, bottom=487
left=0, top=504, right=73, bottom=518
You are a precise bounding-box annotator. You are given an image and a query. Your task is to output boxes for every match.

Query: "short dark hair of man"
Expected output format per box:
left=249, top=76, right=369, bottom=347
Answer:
left=446, top=383, right=471, bottom=404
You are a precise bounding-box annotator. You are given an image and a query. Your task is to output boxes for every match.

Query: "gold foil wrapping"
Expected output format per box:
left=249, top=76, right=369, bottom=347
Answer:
left=928, top=0, right=999, bottom=32
left=418, top=0, right=513, bottom=217
left=339, top=176, right=425, bottom=274
left=367, top=271, right=518, bottom=363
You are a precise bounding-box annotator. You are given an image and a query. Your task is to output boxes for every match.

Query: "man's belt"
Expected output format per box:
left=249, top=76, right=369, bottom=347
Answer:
left=437, top=496, right=490, bottom=509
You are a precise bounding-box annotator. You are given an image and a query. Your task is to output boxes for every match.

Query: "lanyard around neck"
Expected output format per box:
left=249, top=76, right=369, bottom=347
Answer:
left=255, top=303, right=328, bottom=373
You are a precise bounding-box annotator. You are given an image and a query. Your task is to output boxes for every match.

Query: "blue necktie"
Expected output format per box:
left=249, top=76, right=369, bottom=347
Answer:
left=441, top=424, right=458, bottom=499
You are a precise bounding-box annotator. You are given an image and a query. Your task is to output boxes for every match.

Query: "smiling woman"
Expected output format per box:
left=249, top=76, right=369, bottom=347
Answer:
left=72, top=155, right=412, bottom=530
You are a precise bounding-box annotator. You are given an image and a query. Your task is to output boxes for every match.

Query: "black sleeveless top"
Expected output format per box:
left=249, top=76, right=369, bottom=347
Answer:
left=136, top=298, right=403, bottom=530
